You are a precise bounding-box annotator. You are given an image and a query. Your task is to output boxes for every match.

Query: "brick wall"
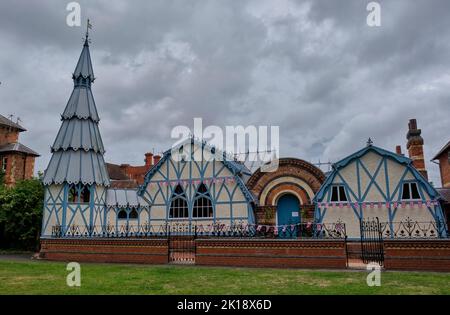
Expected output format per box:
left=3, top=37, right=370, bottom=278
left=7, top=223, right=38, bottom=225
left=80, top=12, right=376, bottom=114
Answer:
left=195, top=239, right=347, bottom=269
left=0, top=127, right=19, bottom=145
left=40, top=238, right=169, bottom=264
left=2, top=153, right=35, bottom=186
left=438, top=153, right=450, bottom=188
left=384, top=239, right=450, bottom=272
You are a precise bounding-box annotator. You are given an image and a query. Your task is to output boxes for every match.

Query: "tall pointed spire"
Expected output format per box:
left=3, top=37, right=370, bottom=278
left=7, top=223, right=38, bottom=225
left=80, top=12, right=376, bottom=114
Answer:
left=43, top=23, right=110, bottom=186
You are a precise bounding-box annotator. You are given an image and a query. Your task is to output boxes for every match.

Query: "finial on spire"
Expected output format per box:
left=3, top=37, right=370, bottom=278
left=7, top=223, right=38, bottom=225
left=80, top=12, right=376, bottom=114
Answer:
left=84, top=19, right=93, bottom=44
left=366, top=138, right=373, bottom=146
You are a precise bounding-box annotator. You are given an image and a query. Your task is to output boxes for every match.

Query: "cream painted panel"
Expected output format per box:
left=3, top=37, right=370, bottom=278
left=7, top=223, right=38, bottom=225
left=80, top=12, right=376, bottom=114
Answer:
left=322, top=206, right=360, bottom=238
left=230, top=184, right=246, bottom=202
left=216, top=204, right=230, bottom=218
left=362, top=207, right=390, bottom=223
left=150, top=206, right=166, bottom=220
left=394, top=206, right=435, bottom=223
left=359, top=168, right=371, bottom=199
left=386, top=159, right=406, bottom=195
left=360, top=151, right=382, bottom=174
left=335, top=162, right=358, bottom=197
left=140, top=210, right=149, bottom=223
left=232, top=203, right=248, bottom=217
left=217, top=186, right=232, bottom=202
left=365, top=187, right=386, bottom=202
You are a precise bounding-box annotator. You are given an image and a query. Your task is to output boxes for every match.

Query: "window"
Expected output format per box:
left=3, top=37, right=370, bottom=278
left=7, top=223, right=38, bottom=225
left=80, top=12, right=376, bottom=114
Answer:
left=169, top=185, right=189, bottom=218
left=1, top=156, right=7, bottom=172
left=129, top=208, right=139, bottom=219
left=193, top=184, right=213, bottom=218
left=68, top=184, right=91, bottom=203
left=118, top=209, right=127, bottom=220
left=330, top=185, right=348, bottom=202
left=401, top=182, right=421, bottom=200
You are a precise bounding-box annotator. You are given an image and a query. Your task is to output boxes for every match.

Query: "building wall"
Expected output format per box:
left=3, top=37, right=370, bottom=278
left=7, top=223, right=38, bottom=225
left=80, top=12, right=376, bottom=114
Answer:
left=438, top=152, right=450, bottom=188
left=138, top=143, right=254, bottom=230
left=1, top=153, right=35, bottom=186
left=316, top=150, right=444, bottom=239
left=0, top=127, right=19, bottom=145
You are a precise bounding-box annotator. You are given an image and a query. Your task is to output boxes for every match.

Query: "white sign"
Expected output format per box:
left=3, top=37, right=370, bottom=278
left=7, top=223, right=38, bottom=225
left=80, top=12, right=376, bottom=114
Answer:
left=292, top=212, right=299, bottom=217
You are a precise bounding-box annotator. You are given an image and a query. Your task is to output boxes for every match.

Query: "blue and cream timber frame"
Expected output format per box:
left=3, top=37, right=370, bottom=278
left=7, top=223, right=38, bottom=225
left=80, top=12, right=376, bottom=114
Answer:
left=314, top=145, right=447, bottom=239
left=137, top=138, right=256, bottom=229
left=41, top=183, right=107, bottom=237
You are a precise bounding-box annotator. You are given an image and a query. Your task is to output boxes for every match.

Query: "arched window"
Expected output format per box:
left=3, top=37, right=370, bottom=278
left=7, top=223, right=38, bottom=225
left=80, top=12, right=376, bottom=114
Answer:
left=129, top=208, right=139, bottom=219
left=118, top=209, right=127, bottom=220
left=170, top=185, right=188, bottom=218
left=193, top=183, right=213, bottom=218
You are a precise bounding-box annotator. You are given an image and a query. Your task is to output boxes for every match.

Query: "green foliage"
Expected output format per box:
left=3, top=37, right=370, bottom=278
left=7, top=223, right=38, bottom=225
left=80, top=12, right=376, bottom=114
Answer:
left=0, top=179, right=44, bottom=250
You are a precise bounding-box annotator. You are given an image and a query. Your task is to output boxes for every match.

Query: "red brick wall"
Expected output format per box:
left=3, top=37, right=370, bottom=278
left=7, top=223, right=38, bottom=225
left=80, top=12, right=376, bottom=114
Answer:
left=40, top=238, right=169, bottom=264
left=195, top=239, right=347, bottom=269
left=0, top=127, right=19, bottom=145
left=1, top=153, right=36, bottom=186
left=438, top=153, right=450, bottom=188
left=384, top=239, right=450, bottom=272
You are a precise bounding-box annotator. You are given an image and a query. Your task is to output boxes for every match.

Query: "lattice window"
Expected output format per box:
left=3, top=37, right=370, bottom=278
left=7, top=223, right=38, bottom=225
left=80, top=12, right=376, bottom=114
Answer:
left=401, top=182, right=421, bottom=200
left=170, top=185, right=188, bottom=218
left=68, top=184, right=91, bottom=203
left=193, top=183, right=213, bottom=218
left=330, top=185, right=348, bottom=202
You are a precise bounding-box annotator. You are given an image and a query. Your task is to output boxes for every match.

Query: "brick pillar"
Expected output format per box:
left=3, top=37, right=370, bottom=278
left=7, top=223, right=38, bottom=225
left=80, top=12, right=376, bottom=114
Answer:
left=395, top=145, right=403, bottom=156
left=406, top=119, right=428, bottom=180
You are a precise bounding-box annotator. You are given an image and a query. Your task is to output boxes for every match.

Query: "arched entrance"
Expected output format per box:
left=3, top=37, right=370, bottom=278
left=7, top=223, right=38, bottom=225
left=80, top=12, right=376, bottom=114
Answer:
left=276, top=193, right=301, bottom=226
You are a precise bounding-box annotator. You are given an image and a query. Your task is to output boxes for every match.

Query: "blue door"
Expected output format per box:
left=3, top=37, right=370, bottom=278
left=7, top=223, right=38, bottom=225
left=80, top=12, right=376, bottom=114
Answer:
left=277, top=194, right=300, bottom=237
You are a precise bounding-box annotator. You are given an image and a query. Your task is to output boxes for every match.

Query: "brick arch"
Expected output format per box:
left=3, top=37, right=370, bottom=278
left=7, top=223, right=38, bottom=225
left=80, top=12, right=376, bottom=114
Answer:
left=265, top=182, right=310, bottom=206
left=247, top=158, right=326, bottom=205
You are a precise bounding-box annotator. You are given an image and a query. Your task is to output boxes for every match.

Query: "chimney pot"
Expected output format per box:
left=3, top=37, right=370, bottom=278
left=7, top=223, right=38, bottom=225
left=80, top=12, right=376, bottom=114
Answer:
left=395, top=145, right=403, bottom=156
left=153, top=155, right=161, bottom=165
left=144, top=152, right=153, bottom=167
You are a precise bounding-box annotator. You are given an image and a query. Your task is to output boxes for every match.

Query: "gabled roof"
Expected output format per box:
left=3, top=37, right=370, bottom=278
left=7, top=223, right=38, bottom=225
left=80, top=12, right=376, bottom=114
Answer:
left=432, top=140, right=450, bottom=161
left=0, top=142, right=39, bottom=156
left=137, top=137, right=256, bottom=203
left=0, top=114, right=26, bottom=132
left=106, top=163, right=130, bottom=180
left=314, top=144, right=439, bottom=201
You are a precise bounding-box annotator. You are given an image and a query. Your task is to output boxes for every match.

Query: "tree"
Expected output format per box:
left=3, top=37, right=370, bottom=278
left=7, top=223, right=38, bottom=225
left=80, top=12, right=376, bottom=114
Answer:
left=0, top=178, right=44, bottom=250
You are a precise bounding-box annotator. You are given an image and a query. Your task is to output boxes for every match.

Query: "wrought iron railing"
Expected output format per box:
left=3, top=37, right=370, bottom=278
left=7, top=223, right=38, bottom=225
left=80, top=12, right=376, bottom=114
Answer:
left=379, top=217, right=448, bottom=239
left=50, top=222, right=347, bottom=239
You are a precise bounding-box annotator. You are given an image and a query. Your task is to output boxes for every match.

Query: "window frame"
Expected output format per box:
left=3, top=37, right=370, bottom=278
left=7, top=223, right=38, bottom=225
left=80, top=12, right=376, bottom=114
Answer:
left=1, top=156, right=7, bottom=172
left=401, top=182, right=421, bottom=201
left=192, top=183, right=214, bottom=218
left=169, top=185, right=189, bottom=219
left=330, top=184, right=348, bottom=202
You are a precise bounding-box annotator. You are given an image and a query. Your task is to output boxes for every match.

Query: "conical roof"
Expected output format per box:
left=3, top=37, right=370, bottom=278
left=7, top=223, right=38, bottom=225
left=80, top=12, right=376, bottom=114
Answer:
left=43, top=33, right=110, bottom=186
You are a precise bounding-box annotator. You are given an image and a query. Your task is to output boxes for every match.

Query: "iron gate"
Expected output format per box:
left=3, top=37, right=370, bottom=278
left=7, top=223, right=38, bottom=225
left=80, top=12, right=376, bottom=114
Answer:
left=360, top=217, right=384, bottom=266
left=168, top=225, right=197, bottom=264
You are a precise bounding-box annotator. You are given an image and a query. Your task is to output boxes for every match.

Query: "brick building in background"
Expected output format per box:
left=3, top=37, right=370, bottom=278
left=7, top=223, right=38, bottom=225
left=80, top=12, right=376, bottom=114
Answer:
left=0, top=114, right=39, bottom=186
left=107, top=152, right=161, bottom=188
left=432, top=140, right=450, bottom=227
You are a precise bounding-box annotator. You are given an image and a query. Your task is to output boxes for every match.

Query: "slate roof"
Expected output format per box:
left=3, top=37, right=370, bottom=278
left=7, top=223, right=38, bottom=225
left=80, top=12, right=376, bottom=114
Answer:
left=43, top=35, right=110, bottom=186
left=432, top=140, right=450, bottom=161
left=0, top=142, right=39, bottom=156
left=106, top=188, right=147, bottom=207
left=0, top=114, right=26, bottom=132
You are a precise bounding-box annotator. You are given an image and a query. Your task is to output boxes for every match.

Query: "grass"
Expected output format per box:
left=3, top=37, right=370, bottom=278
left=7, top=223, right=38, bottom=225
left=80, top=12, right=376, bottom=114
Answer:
left=0, top=260, right=449, bottom=295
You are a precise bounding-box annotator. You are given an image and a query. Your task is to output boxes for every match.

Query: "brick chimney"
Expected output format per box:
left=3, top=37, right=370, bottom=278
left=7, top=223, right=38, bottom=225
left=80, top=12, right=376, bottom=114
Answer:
left=153, top=155, right=161, bottom=165
left=144, top=152, right=153, bottom=168
left=406, top=119, right=428, bottom=180
left=395, top=145, right=403, bottom=156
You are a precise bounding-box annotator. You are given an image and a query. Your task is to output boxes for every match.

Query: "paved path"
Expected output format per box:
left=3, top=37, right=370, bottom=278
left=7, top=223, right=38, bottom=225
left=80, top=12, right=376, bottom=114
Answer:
left=0, top=253, right=36, bottom=261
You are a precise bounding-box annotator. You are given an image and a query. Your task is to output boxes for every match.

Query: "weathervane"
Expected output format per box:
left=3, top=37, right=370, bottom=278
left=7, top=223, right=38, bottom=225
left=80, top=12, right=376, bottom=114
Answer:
left=84, top=19, right=93, bottom=43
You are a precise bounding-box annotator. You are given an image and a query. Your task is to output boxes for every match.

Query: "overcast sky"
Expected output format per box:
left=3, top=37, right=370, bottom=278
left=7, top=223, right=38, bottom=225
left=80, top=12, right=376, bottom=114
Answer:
left=0, top=0, right=449, bottom=185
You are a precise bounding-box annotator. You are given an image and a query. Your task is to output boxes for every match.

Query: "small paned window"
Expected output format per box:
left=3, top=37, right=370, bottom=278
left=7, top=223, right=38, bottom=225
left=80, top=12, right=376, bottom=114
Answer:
left=67, top=184, right=91, bottom=203
left=193, top=184, right=213, bottom=218
left=170, top=185, right=189, bottom=218
left=402, top=182, right=421, bottom=200
left=330, top=185, right=348, bottom=202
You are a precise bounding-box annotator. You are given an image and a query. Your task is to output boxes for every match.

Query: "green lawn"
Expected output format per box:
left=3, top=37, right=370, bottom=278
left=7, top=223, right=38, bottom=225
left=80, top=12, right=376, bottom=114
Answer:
left=0, top=260, right=449, bottom=295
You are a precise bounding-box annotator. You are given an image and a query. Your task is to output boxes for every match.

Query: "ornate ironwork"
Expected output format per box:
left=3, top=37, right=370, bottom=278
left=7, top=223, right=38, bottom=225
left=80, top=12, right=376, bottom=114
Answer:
left=360, top=217, right=384, bottom=266
left=380, top=217, right=448, bottom=239
left=50, top=221, right=346, bottom=239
